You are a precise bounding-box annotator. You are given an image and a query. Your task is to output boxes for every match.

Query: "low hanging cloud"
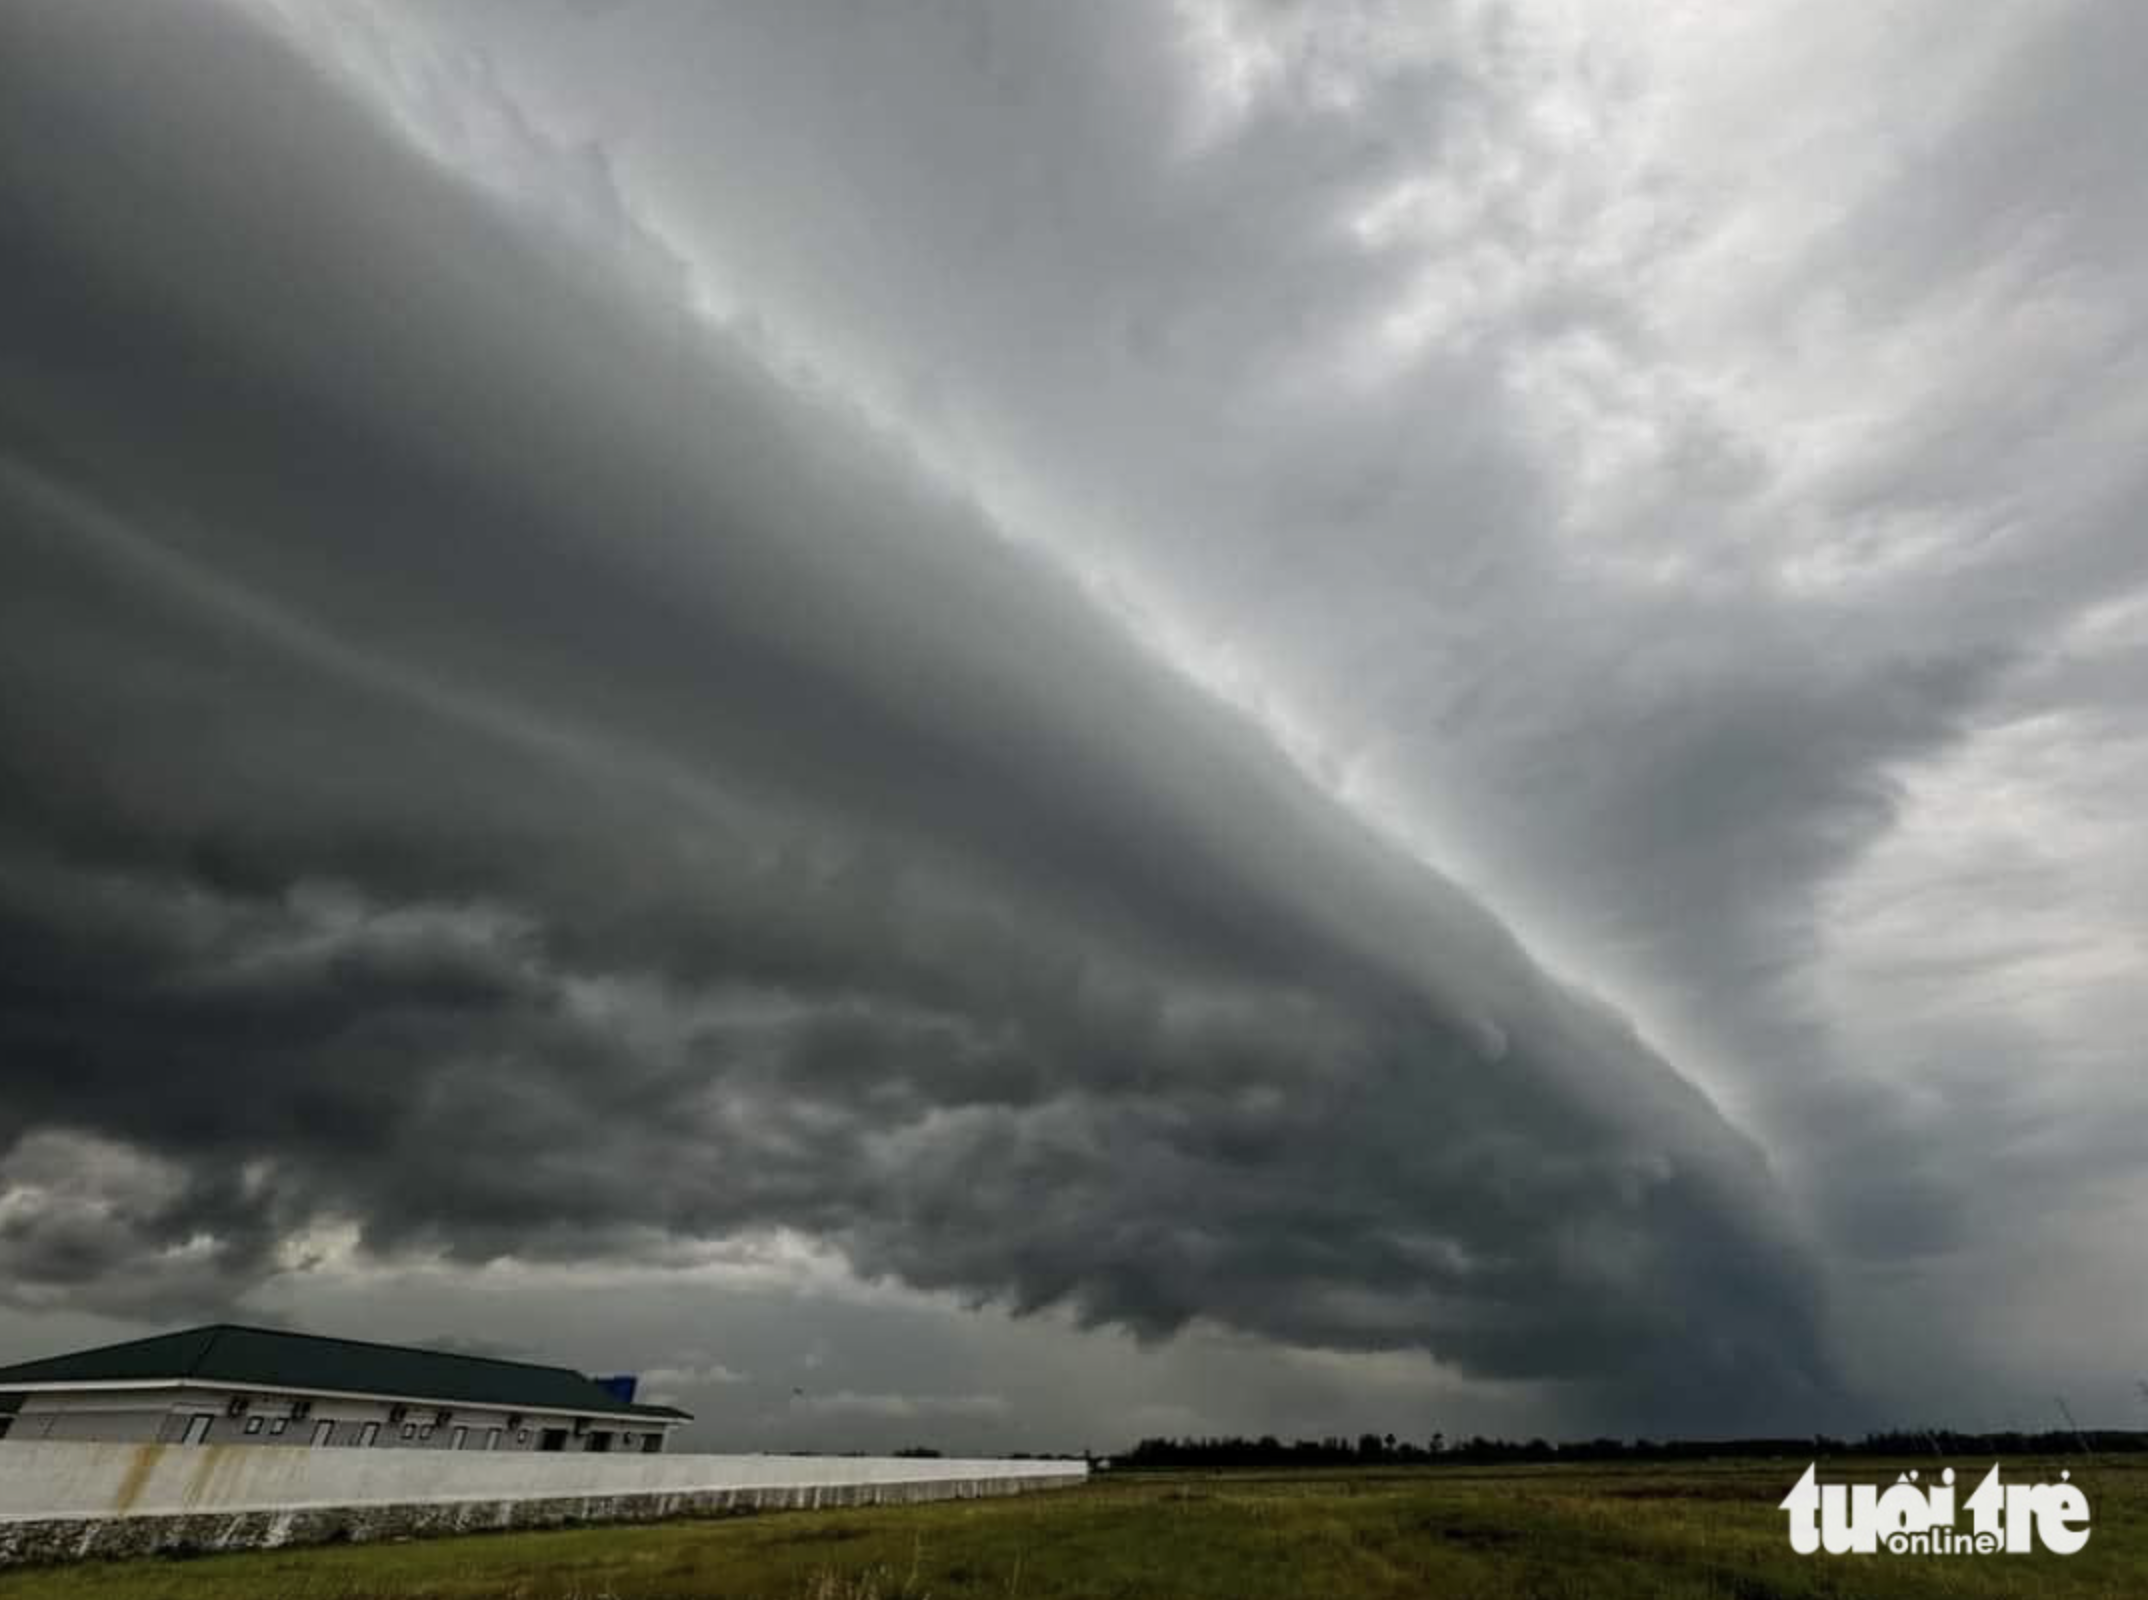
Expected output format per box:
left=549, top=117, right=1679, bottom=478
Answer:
left=0, top=1, right=1838, bottom=1429
left=796, top=1392, right=1010, bottom=1425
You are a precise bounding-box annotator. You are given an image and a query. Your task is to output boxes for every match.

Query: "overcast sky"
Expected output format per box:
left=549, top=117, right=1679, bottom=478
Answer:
left=1, top=0, right=2142, bottom=1451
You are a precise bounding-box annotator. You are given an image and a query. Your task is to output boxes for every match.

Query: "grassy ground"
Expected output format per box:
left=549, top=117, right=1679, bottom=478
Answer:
left=5, top=1459, right=2146, bottom=1599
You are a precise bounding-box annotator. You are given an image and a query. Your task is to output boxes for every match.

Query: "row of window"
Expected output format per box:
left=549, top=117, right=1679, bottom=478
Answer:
left=233, top=1416, right=517, bottom=1447
left=203, top=1414, right=651, bottom=1450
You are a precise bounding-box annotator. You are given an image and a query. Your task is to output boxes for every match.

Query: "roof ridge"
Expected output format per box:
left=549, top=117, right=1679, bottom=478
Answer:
left=0, top=1325, right=204, bottom=1375
left=204, top=1322, right=592, bottom=1380
left=187, top=1325, right=226, bottom=1381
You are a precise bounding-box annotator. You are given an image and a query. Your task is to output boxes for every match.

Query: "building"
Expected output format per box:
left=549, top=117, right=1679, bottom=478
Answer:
left=0, top=1324, right=691, bottom=1453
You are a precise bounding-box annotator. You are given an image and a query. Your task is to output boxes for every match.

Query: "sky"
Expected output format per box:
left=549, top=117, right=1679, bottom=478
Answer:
left=0, top=0, right=2142, bottom=1453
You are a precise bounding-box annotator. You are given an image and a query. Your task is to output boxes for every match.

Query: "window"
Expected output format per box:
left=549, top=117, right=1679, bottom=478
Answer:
left=270, top=1418, right=288, bottom=1435
left=419, top=1425, right=435, bottom=1441
left=0, top=1418, right=13, bottom=1442
left=401, top=1423, right=416, bottom=1439
left=182, top=1414, right=215, bottom=1446
left=517, top=1429, right=531, bottom=1444
left=449, top=1425, right=468, bottom=1450
left=311, top=1419, right=335, bottom=1447
left=243, top=1415, right=264, bottom=1435
left=358, top=1422, right=381, bottom=1448
left=642, top=1433, right=662, bottom=1454
left=485, top=1428, right=502, bottom=1451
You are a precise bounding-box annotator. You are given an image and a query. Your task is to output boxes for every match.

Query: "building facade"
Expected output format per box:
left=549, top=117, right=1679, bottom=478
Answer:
left=0, top=1325, right=690, bottom=1453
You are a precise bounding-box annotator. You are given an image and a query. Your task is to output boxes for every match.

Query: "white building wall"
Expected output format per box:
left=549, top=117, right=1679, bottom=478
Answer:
left=12, top=1393, right=173, bottom=1445
left=4, top=1390, right=676, bottom=1453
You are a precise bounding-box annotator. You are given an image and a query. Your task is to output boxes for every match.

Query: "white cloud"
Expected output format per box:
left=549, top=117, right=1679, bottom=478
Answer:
left=796, top=1390, right=1010, bottom=1423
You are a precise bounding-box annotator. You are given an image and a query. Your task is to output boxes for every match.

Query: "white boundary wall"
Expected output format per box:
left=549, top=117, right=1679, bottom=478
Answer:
left=0, top=1441, right=1086, bottom=1565
left=0, top=1440, right=1086, bottom=1520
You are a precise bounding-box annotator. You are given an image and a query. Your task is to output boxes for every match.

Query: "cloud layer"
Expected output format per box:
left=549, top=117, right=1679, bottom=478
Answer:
left=0, top=1, right=1843, bottom=1430
left=3, top=0, right=2142, bottom=1438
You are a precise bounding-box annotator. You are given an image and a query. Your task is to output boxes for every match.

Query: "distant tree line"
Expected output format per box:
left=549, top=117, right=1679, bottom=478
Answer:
left=1112, top=1428, right=2148, bottom=1469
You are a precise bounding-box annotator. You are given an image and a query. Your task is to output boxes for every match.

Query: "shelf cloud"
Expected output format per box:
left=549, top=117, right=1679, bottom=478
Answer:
left=4, top=0, right=2141, bottom=1440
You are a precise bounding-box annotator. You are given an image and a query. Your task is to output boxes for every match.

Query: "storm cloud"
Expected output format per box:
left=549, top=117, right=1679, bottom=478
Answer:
left=3, top=0, right=2142, bottom=1442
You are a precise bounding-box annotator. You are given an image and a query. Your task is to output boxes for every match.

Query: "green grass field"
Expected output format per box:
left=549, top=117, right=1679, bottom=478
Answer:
left=5, top=1460, right=2145, bottom=1599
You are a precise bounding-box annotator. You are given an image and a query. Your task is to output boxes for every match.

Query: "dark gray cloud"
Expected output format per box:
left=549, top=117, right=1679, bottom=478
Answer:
left=351, top=0, right=2148, bottom=1425
left=0, top=1, right=1841, bottom=1432
left=8, top=0, right=2145, bottom=1440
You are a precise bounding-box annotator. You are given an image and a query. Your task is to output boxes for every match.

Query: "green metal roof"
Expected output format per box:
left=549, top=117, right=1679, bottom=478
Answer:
left=0, top=1325, right=689, bottom=1421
